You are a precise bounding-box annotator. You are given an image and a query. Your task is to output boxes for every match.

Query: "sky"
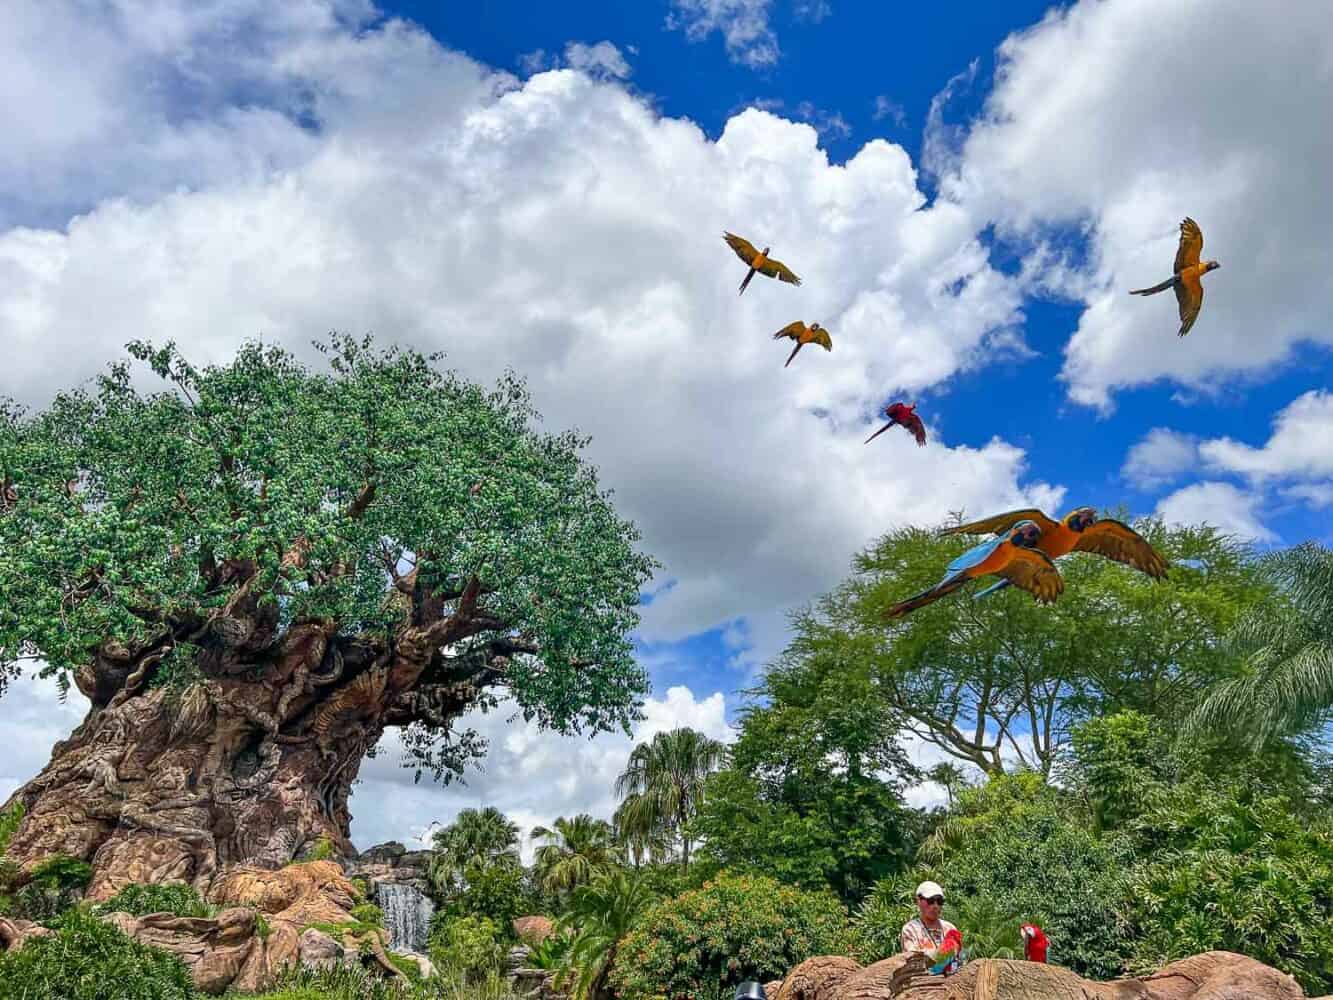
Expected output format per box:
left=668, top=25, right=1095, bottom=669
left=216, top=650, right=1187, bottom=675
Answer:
left=1, top=0, right=1332, bottom=859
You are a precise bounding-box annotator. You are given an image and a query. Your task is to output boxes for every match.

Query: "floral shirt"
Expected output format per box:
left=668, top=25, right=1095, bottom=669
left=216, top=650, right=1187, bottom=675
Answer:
left=900, top=917, right=961, bottom=973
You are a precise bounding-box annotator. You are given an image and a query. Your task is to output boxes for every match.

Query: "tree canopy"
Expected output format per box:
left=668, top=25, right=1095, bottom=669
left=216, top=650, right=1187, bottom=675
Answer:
left=0, top=334, right=657, bottom=780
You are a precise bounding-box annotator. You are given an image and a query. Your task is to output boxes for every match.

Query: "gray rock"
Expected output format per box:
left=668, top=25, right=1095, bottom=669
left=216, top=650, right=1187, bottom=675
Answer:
left=298, top=927, right=344, bottom=971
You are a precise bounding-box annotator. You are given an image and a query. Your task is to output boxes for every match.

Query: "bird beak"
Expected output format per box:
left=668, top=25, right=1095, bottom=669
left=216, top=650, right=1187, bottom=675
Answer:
left=864, top=421, right=895, bottom=444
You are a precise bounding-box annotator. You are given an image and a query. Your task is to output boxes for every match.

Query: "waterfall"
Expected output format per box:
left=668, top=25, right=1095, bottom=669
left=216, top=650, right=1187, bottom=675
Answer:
left=376, top=882, right=435, bottom=954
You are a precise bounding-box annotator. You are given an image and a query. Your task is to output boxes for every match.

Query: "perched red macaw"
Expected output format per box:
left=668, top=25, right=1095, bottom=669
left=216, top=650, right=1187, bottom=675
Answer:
left=1021, top=924, right=1049, bottom=963
left=929, top=927, right=964, bottom=976
left=865, top=401, right=926, bottom=446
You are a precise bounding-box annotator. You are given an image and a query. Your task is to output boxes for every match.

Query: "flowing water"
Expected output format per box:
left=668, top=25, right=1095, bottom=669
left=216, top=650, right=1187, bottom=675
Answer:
left=377, top=882, right=435, bottom=954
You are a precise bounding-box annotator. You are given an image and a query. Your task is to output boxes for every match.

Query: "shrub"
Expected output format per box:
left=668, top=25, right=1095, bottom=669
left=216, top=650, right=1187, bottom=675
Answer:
left=350, top=902, right=385, bottom=927
left=95, top=882, right=212, bottom=919
left=0, top=906, right=198, bottom=999
left=246, top=962, right=409, bottom=1000
left=609, top=872, right=856, bottom=1000
left=428, top=913, right=507, bottom=983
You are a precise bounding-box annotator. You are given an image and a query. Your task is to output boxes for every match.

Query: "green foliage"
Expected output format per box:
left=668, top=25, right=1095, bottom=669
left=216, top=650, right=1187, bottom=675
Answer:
left=254, top=911, right=272, bottom=941
left=307, top=836, right=336, bottom=862
left=0, top=335, right=657, bottom=779
left=876, top=772, right=1133, bottom=980
left=3, top=854, right=95, bottom=922
left=439, top=859, right=527, bottom=932
left=95, top=882, right=213, bottom=919
left=27, top=855, right=92, bottom=891
left=531, top=814, right=619, bottom=899
left=613, top=727, right=725, bottom=869
left=0, top=801, right=23, bottom=855
left=350, top=902, right=385, bottom=927
left=242, top=962, right=411, bottom=1000
left=525, top=929, right=573, bottom=970
left=0, top=906, right=198, bottom=999
left=428, top=807, right=525, bottom=925
left=551, top=869, right=656, bottom=1000
left=428, top=914, right=507, bottom=983
left=609, top=872, right=856, bottom=1000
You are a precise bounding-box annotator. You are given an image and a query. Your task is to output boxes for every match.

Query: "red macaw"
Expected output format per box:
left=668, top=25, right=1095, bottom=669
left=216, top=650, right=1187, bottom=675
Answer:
left=929, top=927, right=964, bottom=975
left=1021, top=924, right=1049, bottom=963
left=865, top=401, right=926, bottom=446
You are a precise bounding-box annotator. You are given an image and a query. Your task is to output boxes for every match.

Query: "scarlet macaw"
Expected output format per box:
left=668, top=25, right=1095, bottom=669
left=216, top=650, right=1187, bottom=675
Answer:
left=1021, top=924, right=1049, bottom=963
left=1129, top=217, right=1221, bottom=337
left=722, top=232, right=802, bottom=295
left=771, top=321, right=832, bottom=367
left=940, top=507, right=1168, bottom=599
left=865, top=401, right=926, bottom=446
left=886, top=520, right=1064, bottom=619
left=929, top=928, right=964, bottom=976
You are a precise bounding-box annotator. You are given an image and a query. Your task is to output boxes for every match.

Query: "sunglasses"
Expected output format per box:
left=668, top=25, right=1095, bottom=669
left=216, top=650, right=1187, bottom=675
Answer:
left=919, top=896, right=945, bottom=906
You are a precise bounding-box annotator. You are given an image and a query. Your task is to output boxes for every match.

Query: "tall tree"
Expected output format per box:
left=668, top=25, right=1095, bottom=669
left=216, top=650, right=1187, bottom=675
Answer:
left=613, top=727, right=724, bottom=871
left=553, top=869, right=655, bottom=1000
left=830, top=518, right=1268, bottom=775
left=0, top=335, right=656, bottom=898
left=1186, top=541, right=1333, bottom=748
left=531, top=814, right=618, bottom=896
left=428, top=806, right=521, bottom=897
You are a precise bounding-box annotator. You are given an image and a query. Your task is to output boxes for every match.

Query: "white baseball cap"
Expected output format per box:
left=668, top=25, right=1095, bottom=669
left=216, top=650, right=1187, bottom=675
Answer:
left=915, top=881, right=945, bottom=900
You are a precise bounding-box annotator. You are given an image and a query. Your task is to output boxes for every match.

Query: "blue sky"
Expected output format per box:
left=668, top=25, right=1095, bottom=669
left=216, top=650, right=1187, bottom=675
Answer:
left=2, top=0, right=1331, bottom=847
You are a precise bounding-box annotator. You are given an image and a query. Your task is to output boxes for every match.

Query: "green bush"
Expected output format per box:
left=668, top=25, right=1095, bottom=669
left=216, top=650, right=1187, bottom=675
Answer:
left=3, top=854, right=94, bottom=923
left=350, top=902, right=385, bottom=927
left=95, top=882, right=212, bottom=919
left=242, top=962, right=409, bottom=1000
left=306, top=837, right=336, bottom=862
left=0, top=906, right=198, bottom=999
left=609, top=872, right=856, bottom=1000
left=428, top=913, right=507, bottom=982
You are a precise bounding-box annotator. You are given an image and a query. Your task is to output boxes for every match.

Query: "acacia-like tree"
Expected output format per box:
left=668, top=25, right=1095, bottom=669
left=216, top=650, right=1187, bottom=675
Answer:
left=0, top=335, right=656, bottom=899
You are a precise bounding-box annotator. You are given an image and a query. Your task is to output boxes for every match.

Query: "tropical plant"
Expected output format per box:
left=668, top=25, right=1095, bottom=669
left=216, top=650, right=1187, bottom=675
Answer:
left=530, top=814, right=618, bottom=897
left=613, top=727, right=724, bottom=870
left=94, top=882, right=213, bottom=919
left=1186, top=541, right=1333, bottom=747
left=427, top=913, right=508, bottom=983
left=551, top=869, right=655, bottom=999
left=428, top=806, right=522, bottom=897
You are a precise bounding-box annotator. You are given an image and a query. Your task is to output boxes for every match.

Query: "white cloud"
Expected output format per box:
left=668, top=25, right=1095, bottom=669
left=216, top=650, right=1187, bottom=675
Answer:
left=1199, top=389, right=1333, bottom=482
left=665, top=0, right=779, bottom=68
left=872, top=96, right=906, bottom=128
left=1121, top=428, right=1199, bottom=490
left=562, top=41, right=632, bottom=80
left=793, top=101, right=852, bottom=140
left=938, top=0, right=1333, bottom=410
left=1154, top=481, right=1276, bottom=542
left=793, top=1, right=832, bottom=25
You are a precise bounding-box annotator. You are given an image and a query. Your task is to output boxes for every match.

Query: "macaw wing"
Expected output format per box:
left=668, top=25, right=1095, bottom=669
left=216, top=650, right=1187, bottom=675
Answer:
left=811, top=329, right=832, bottom=351
left=902, top=411, right=927, bottom=446
left=1073, top=519, right=1170, bottom=579
left=940, top=509, right=1057, bottom=537
left=772, top=320, right=806, bottom=341
left=1173, top=217, right=1203, bottom=273
left=723, top=232, right=760, bottom=266
left=758, top=257, right=802, bottom=285
left=945, top=534, right=1006, bottom=574
left=1175, top=275, right=1203, bottom=336
left=994, top=547, right=1064, bottom=605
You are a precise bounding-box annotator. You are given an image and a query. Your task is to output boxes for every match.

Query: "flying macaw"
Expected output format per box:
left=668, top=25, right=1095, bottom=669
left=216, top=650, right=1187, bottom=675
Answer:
left=771, top=321, right=832, bottom=367
left=1129, top=217, right=1221, bottom=337
left=723, top=232, right=802, bottom=295
left=865, top=401, right=927, bottom=446
left=940, top=507, right=1169, bottom=599
left=928, top=928, right=964, bottom=976
left=886, top=520, right=1064, bottom=619
left=1020, top=924, right=1049, bottom=964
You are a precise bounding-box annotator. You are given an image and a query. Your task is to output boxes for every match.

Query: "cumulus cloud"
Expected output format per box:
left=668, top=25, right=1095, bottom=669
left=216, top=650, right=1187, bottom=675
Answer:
left=666, top=0, right=779, bottom=68
left=939, top=0, right=1333, bottom=409
left=562, top=41, right=633, bottom=80
left=1122, top=428, right=1200, bottom=490
left=1154, top=481, right=1276, bottom=542
left=1199, top=390, right=1333, bottom=482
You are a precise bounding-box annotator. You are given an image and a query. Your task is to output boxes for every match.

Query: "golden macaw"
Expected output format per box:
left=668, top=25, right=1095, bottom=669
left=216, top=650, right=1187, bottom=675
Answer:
left=723, top=232, right=802, bottom=294
left=772, top=320, right=832, bottom=367
left=886, top=520, right=1064, bottom=619
left=1129, top=217, right=1221, bottom=337
left=941, top=507, right=1168, bottom=598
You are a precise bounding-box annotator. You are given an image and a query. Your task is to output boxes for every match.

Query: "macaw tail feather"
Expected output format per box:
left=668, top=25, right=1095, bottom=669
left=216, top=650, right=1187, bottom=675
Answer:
left=1129, top=276, right=1176, bottom=296
left=784, top=343, right=802, bottom=368
left=739, top=268, right=757, bottom=295
left=886, top=575, right=969, bottom=619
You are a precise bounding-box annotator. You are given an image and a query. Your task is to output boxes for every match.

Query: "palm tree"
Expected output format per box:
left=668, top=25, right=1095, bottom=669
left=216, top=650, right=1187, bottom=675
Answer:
left=926, top=762, right=970, bottom=807
left=428, top=806, right=521, bottom=897
left=613, top=727, right=724, bottom=871
left=530, top=814, right=618, bottom=897
left=1186, top=542, right=1333, bottom=748
left=553, top=869, right=655, bottom=1000
left=612, top=796, right=670, bottom=869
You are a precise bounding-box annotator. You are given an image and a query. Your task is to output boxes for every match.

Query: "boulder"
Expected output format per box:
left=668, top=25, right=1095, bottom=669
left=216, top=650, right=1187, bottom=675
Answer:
left=298, top=927, right=344, bottom=971
left=513, top=914, right=555, bottom=945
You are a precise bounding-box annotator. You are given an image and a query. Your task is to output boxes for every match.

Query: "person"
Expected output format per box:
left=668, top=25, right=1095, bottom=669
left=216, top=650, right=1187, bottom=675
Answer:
left=900, top=880, right=961, bottom=975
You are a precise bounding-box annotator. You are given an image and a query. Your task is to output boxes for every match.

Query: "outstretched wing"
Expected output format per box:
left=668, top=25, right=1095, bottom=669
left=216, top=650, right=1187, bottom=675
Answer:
left=811, top=328, right=832, bottom=351
left=723, top=232, right=760, bottom=266
left=1072, top=519, right=1170, bottom=579
left=945, top=534, right=1006, bottom=575
left=772, top=320, right=806, bottom=341
left=1173, top=217, right=1203, bottom=274
left=902, top=411, right=927, bottom=446
left=940, top=509, right=1058, bottom=537
left=1175, top=275, right=1203, bottom=336
left=994, top=548, right=1064, bottom=605
left=758, top=257, right=802, bottom=285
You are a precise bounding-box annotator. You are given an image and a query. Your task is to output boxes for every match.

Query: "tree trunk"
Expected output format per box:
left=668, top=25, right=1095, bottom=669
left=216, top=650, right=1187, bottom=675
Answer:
left=0, top=617, right=481, bottom=901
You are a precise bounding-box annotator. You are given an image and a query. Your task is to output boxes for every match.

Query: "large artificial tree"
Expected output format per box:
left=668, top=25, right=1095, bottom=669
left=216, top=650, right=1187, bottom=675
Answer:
left=0, top=335, right=655, bottom=899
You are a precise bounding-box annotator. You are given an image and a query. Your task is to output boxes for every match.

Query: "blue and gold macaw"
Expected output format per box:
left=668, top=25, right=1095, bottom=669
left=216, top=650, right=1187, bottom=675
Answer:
left=886, top=520, right=1064, bottom=619
left=940, top=507, right=1168, bottom=600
